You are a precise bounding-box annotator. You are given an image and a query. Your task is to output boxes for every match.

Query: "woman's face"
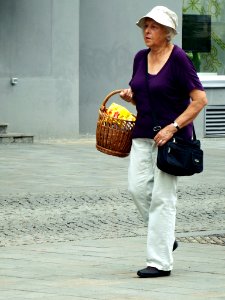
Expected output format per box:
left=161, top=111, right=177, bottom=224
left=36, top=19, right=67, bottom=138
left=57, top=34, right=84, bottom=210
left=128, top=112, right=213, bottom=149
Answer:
left=143, top=18, right=168, bottom=48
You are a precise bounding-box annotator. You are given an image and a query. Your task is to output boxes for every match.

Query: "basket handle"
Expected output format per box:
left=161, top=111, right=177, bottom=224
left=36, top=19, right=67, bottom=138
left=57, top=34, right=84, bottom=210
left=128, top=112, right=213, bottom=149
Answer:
left=100, top=89, right=123, bottom=111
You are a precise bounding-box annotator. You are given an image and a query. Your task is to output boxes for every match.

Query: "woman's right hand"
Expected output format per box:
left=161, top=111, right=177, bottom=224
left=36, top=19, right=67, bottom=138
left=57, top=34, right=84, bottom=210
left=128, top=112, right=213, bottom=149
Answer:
left=120, top=88, right=134, bottom=103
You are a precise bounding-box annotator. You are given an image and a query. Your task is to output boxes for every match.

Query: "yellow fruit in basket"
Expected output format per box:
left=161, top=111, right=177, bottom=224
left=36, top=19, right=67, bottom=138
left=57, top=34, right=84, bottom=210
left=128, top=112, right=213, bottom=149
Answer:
left=127, top=115, right=136, bottom=121
left=107, top=103, right=136, bottom=122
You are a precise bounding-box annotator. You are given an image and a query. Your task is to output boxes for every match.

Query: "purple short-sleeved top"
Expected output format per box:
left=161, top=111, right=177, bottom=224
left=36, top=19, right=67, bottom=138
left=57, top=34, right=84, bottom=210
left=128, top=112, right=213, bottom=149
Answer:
left=129, top=45, right=204, bottom=139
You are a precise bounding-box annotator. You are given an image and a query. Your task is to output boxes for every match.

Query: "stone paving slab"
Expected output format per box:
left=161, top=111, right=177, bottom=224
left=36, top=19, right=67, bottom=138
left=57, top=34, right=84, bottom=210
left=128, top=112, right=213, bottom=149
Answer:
left=0, top=238, right=224, bottom=300
left=0, top=137, right=225, bottom=196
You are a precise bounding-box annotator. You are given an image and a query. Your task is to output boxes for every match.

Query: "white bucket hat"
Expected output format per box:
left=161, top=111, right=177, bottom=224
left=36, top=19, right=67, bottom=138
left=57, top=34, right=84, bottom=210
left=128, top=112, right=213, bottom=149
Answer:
left=136, top=6, right=178, bottom=34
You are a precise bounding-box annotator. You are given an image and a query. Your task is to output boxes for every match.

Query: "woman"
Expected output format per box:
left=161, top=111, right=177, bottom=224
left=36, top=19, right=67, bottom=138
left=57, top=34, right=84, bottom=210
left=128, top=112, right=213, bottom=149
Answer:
left=120, top=6, right=207, bottom=278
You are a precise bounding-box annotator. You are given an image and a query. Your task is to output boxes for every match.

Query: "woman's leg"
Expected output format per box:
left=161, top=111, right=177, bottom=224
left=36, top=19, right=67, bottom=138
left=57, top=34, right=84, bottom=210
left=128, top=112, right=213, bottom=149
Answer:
left=146, top=166, right=178, bottom=271
left=128, top=138, right=178, bottom=271
left=128, top=138, right=156, bottom=224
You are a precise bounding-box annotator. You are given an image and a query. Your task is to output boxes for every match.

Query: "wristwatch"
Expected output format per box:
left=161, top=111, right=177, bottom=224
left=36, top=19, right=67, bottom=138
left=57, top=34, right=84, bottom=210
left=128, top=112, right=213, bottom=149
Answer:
left=172, top=121, right=180, bottom=130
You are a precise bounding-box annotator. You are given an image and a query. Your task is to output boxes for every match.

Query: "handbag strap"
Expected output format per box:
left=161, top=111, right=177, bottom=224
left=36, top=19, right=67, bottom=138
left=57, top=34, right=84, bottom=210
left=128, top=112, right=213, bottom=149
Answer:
left=145, top=53, right=197, bottom=140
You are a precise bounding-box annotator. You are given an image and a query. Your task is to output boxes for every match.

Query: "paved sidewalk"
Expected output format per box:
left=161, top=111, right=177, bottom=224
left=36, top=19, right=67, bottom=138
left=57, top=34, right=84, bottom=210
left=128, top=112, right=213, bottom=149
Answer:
left=0, top=137, right=225, bottom=195
left=0, top=137, right=224, bottom=299
left=0, top=237, right=224, bottom=300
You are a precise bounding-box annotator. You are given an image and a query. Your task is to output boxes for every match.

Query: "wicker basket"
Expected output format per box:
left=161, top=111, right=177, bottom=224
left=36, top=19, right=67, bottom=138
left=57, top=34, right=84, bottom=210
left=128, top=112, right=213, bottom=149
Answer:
left=96, top=89, right=136, bottom=157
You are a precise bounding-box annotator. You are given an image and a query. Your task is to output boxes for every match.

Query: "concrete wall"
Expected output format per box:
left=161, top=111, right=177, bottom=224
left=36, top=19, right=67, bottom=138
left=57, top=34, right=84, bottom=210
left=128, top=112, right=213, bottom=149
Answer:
left=0, top=0, right=215, bottom=139
left=79, top=0, right=182, bottom=134
left=0, top=0, right=79, bottom=138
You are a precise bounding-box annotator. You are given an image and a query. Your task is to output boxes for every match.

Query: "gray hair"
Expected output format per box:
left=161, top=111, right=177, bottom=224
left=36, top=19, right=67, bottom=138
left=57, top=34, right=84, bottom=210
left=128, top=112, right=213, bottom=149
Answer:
left=165, top=26, right=176, bottom=42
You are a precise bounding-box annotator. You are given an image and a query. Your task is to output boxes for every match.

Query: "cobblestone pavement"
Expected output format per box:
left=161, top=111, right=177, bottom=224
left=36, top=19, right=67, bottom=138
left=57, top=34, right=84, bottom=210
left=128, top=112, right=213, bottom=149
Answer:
left=0, top=184, right=224, bottom=247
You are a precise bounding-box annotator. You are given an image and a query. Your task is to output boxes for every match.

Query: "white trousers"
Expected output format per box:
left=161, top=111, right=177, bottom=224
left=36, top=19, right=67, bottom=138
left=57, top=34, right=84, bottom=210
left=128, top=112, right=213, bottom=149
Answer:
left=128, top=138, right=178, bottom=271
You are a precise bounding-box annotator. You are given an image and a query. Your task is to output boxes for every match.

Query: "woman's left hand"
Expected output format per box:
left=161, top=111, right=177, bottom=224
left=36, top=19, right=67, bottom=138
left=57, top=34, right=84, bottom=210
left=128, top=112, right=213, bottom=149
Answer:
left=154, top=124, right=177, bottom=146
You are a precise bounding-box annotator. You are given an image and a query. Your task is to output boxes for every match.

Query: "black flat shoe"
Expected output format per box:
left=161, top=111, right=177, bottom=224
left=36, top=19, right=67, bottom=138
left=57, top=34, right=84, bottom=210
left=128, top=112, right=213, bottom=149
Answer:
left=173, top=240, right=178, bottom=251
left=137, top=266, right=171, bottom=278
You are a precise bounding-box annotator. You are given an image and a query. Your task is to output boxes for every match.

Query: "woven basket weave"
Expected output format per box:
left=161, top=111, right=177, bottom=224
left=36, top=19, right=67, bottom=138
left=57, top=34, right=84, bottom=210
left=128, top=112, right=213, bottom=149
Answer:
left=96, top=90, right=136, bottom=157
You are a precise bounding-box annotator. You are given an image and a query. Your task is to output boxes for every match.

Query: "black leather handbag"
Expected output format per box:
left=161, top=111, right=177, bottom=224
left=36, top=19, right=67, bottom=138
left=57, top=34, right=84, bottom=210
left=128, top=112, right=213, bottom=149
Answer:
left=157, top=132, right=203, bottom=176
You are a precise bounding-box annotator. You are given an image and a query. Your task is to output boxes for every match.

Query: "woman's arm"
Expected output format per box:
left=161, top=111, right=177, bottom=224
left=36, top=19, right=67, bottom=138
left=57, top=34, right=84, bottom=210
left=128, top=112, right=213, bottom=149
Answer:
left=154, top=89, right=208, bottom=146
left=174, top=89, right=208, bottom=129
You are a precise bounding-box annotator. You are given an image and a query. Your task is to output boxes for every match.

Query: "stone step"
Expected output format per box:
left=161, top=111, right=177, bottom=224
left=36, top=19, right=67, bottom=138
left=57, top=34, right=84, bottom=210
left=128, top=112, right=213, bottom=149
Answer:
left=0, top=123, right=8, bottom=134
left=0, top=133, right=34, bottom=144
